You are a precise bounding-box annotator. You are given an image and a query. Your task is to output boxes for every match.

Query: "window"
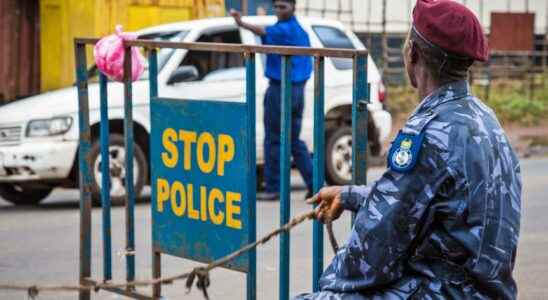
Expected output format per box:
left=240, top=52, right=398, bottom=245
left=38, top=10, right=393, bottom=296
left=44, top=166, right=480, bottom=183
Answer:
left=175, top=29, right=245, bottom=82
left=140, top=30, right=188, bottom=75
left=312, top=26, right=355, bottom=70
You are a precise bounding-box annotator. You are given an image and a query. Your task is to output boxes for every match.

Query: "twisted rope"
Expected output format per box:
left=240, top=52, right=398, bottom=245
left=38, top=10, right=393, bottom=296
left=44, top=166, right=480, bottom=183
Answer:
left=0, top=208, right=340, bottom=299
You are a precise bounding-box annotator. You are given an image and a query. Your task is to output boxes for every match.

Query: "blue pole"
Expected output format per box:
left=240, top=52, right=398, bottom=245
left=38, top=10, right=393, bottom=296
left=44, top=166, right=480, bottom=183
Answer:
left=123, top=46, right=136, bottom=286
left=351, top=54, right=369, bottom=224
left=280, top=55, right=292, bottom=300
left=99, top=72, right=113, bottom=281
left=245, top=52, right=257, bottom=300
left=75, top=42, right=92, bottom=300
left=312, top=56, right=325, bottom=292
left=148, top=49, right=162, bottom=299
left=149, top=50, right=159, bottom=100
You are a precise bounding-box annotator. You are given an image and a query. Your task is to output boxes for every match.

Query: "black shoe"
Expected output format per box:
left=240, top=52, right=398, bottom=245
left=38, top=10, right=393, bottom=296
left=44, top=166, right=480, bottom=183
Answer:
left=257, top=192, right=279, bottom=201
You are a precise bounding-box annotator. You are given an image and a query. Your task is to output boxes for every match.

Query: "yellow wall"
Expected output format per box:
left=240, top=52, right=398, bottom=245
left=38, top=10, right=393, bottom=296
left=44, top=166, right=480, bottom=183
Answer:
left=39, top=0, right=225, bottom=91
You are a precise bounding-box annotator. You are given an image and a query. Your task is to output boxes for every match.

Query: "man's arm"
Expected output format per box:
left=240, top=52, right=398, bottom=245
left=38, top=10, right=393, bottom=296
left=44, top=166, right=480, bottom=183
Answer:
left=230, top=9, right=266, bottom=36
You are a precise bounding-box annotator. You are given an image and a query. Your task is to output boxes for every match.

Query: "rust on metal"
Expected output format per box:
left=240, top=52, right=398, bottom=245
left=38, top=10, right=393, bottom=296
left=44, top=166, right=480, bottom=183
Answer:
left=75, top=38, right=367, bottom=58
left=83, top=279, right=153, bottom=300
left=490, top=13, right=535, bottom=51
left=75, top=38, right=101, bottom=45
left=80, top=130, right=91, bottom=141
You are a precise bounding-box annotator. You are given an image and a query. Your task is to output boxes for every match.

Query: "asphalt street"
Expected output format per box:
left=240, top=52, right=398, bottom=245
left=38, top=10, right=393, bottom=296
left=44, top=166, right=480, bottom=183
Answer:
left=0, top=158, right=547, bottom=299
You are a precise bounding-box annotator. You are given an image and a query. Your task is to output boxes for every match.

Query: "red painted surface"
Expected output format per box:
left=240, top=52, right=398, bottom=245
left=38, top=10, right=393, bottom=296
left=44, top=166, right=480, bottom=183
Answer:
left=0, top=0, right=40, bottom=105
left=490, top=12, right=535, bottom=51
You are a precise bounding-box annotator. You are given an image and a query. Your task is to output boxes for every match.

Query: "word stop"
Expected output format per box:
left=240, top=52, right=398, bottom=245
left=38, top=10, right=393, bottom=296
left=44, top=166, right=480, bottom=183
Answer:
left=161, top=128, right=235, bottom=176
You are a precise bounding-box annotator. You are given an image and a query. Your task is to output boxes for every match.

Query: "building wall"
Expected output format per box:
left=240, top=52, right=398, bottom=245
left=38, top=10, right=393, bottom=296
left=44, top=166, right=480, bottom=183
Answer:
left=297, top=0, right=548, bottom=34
left=39, top=0, right=225, bottom=92
left=0, top=0, right=40, bottom=105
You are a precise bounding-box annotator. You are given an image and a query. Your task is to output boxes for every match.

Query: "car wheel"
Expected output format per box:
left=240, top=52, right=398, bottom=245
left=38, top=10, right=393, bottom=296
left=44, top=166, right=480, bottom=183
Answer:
left=89, top=133, right=147, bottom=206
left=0, top=183, right=53, bottom=205
left=326, top=126, right=353, bottom=185
left=325, top=126, right=372, bottom=186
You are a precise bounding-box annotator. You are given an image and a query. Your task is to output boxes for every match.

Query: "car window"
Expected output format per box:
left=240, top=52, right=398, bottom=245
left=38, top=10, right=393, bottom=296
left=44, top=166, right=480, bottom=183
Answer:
left=173, top=29, right=244, bottom=82
left=140, top=30, right=188, bottom=77
left=312, top=26, right=355, bottom=70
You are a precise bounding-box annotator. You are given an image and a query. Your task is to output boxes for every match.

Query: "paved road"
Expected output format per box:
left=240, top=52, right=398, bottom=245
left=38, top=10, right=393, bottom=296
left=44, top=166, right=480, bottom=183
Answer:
left=0, top=158, right=547, bottom=299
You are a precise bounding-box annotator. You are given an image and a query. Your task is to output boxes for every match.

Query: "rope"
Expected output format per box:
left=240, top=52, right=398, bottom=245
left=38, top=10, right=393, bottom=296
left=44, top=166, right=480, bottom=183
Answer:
left=0, top=208, right=341, bottom=299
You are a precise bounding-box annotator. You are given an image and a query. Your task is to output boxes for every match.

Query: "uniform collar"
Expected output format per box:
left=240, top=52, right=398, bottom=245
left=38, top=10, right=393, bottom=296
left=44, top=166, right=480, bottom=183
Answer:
left=413, top=80, right=470, bottom=116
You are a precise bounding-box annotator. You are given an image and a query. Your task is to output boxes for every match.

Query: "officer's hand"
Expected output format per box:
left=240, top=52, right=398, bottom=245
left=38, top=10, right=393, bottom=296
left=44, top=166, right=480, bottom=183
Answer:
left=306, top=186, right=344, bottom=223
left=229, top=9, right=243, bottom=25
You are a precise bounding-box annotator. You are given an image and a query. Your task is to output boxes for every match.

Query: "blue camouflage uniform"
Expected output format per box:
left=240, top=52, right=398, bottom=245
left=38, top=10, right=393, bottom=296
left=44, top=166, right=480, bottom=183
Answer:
left=295, top=80, right=522, bottom=300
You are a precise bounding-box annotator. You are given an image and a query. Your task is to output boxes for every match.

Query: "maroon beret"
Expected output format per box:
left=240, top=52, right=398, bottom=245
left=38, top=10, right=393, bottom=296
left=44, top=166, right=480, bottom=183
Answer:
left=413, top=0, right=489, bottom=61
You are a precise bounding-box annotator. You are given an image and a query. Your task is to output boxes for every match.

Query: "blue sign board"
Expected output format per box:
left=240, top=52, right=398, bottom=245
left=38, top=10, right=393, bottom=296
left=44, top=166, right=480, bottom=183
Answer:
left=151, top=98, right=251, bottom=272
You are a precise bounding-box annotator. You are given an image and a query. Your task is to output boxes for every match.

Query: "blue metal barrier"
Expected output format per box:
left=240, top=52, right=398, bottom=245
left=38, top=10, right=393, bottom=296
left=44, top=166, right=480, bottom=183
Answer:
left=74, top=38, right=368, bottom=300
left=99, top=72, right=112, bottom=282
left=245, top=52, right=258, bottom=300
left=312, top=56, right=325, bottom=292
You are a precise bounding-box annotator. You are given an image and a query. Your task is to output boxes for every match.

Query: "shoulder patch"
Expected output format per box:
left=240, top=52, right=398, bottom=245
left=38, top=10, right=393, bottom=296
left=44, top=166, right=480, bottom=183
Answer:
left=387, top=130, right=425, bottom=173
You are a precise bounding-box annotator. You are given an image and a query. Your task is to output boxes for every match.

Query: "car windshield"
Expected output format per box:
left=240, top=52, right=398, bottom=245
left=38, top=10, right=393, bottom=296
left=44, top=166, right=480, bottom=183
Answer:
left=87, top=30, right=188, bottom=81
left=312, top=26, right=355, bottom=70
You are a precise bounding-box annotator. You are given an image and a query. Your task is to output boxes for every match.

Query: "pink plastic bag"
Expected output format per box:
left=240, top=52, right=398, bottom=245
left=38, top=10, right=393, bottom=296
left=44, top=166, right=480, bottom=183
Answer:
left=94, top=25, right=145, bottom=82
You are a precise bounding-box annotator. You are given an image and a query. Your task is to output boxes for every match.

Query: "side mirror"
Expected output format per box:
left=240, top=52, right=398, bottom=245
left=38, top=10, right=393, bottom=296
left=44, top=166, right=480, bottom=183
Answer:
left=167, top=65, right=199, bottom=84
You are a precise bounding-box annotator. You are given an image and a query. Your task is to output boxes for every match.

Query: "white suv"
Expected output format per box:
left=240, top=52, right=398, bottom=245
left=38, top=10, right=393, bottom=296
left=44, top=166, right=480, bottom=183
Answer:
left=0, top=16, right=391, bottom=205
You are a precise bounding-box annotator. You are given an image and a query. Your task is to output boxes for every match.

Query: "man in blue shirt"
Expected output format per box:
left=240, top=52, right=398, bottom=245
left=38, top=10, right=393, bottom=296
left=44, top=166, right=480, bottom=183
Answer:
left=231, top=0, right=313, bottom=200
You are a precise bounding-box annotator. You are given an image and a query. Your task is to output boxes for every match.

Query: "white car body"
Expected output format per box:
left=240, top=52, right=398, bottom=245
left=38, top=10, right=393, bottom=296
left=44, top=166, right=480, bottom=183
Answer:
left=0, top=16, right=391, bottom=198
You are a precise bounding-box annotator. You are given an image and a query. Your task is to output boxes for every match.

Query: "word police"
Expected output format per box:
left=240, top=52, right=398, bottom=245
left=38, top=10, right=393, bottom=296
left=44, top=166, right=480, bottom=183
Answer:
left=156, top=128, right=242, bottom=229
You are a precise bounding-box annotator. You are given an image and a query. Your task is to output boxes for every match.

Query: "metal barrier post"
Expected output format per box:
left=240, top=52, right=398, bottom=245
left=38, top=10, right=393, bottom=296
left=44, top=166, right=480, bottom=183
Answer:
left=148, top=48, right=162, bottom=300
left=312, top=56, right=325, bottom=292
left=352, top=54, right=369, bottom=188
left=75, top=42, right=93, bottom=300
left=245, top=52, right=258, bottom=300
left=73, top=37, right=368, bottom=300
left=280, top=55, right=292, bottom=300
left=99, top=72, right=113, bottom=281
left=123, top=46, right=136, bottom=287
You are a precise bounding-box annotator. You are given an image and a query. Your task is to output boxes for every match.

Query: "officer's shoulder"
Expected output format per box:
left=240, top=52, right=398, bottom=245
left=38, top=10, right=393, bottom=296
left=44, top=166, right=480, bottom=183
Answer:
left=401, top=110, right=439, bottom=136
left=405, top=96, right=475, bottom=135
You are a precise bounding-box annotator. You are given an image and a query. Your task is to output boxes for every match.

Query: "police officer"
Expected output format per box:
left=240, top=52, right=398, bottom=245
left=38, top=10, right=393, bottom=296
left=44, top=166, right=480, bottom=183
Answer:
left=298, top=1, right=522, bottom=299
left=230, top=0, right=314, bottom=201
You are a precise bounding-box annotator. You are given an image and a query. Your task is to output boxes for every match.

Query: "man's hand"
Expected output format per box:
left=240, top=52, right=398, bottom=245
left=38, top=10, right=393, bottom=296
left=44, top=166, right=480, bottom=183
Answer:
left=230, top=9, right=243, bottom=26
left=229, top=9, right=266, bottom=36
left=306, top=186, right=344, bottom=223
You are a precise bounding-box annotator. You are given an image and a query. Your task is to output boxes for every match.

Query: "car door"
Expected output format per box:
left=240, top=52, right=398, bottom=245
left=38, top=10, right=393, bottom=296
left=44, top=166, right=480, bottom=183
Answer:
left=159, top=26, right=246, bottom=103
left=239, top=23, right=269, bottom=163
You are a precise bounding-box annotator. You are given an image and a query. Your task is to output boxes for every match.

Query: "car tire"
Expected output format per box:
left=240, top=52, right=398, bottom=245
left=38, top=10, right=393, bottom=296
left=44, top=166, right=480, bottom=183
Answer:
left=89, top=133, right=147, bottom=206
left=0, top=183, right=53, bottom=205
left=325, top=126, right=371, bottom=186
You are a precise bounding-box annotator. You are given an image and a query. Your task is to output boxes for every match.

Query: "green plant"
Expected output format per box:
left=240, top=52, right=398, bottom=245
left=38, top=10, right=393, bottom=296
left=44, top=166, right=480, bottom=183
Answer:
left=387, top=76, right=548, bottom=126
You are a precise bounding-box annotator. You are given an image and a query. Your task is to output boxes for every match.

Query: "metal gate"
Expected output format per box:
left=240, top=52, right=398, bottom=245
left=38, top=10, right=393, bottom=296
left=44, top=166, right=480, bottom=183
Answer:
left=74, top=37, right=369, bottom=300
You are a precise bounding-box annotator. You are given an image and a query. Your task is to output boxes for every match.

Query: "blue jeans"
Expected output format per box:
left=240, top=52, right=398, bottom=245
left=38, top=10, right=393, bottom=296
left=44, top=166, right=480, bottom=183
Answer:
left=263, top=80, right=313, bottom=193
